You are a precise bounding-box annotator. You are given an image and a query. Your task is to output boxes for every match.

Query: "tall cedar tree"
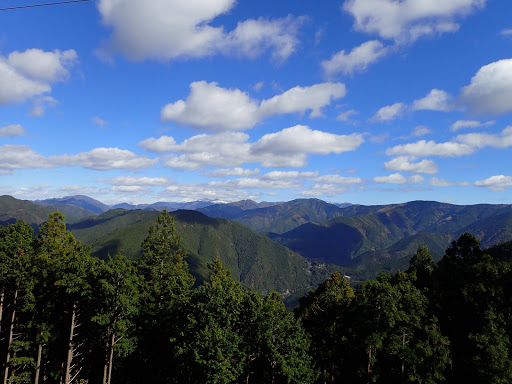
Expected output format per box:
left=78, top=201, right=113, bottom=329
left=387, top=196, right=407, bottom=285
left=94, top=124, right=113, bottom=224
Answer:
left=433, top=233, right=512, bottom=384
left=351, top=272, right=450, bottom=384
left=0, top=221, right=35, bottom=384
left=296, top=272, right=354, bottom=384
left=36, top=212, right=98, bottom=384
left=179, top=258, right=246, bottom=384
left=91, top=254, right=139, bottom=384
left=129, top=209, right=194, bottom=383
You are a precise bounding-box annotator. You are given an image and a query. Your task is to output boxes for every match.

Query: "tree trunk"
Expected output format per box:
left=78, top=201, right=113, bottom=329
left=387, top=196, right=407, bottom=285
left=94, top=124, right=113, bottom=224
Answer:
left=102, top=327, right=110, bottom=384
left=102, top=360, right=108, bottom=384
left=401, top=331, right=406, bottom=375
left=331, top=363, right=334, bottom=384
left=367, top=345, right=371, bottom=374
left=3, top=287, right=18, bottom=384
left=107, top=329, right=115, bottom=384
left=64, top=301, right=77, bottom=384
left=35, top=307, right=45, bottom=384
left=367, top=345, right=372, bottom=384
left=245, top=355, right=256, bottom=384
left=0, top=286, right=4, bottom=335
left=34, top=335, right=43, bottom=384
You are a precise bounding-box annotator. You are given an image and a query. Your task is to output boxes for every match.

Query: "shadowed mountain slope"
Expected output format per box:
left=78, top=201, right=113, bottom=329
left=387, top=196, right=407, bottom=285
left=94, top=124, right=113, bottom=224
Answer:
left=270, top=201, right=512, bottom=269
left=200, top=198, right=344, bottom=234
left=67, top=208, right=338, bottom=295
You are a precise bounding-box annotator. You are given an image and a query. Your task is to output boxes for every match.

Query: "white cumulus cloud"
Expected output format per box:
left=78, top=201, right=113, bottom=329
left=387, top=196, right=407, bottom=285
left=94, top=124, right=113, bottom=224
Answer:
left=386, top=140, right=475, bottom=157
left=161, top=81, right=346, bottom=132
left=163, top=132, right=252, bottom=170
left=455, top=126, right=512, bottom=149
left=0, top=124, right=26, bottom=138
left=58, top=148, right=157, bottom=170
left=322, top=40, right=389, bottom=77
left=461, top=58, right=512, bottom=115
left=0, top=145, right=53, bottom=171
left=412, top=89, right=452, bottom=111
left=258, top=83, right=346, bottom=118
left=161, top=81, right=260, bottom=131
left=384, top=156, right=438, bottom=174
left=343, top=0, right=486, bottom=42
left=450, top=119, right=495, bottom=131
left=475, top=175, right=512, bottom=191
left=204, top=168, right=260, bottom=178
left=374, top=173, right=424, bottom=184
left=138, top=136, right=177, bottom=153
left=160, top=125, right=364, bottom=170
left=252, top=125, right=364, bottom=156
left=97, top=0, right=303, bottom=61
left=372, top=102, right=406, bottom=122
left=107, top=176, right=170, bottom=186
left=112, top=186, right=148, bottom=192
left=0, top=49, right=77, bottom=105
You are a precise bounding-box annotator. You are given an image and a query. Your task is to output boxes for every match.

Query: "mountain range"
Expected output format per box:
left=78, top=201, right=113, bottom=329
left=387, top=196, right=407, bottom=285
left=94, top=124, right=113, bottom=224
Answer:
left=2, top=194, right=512, bottom=297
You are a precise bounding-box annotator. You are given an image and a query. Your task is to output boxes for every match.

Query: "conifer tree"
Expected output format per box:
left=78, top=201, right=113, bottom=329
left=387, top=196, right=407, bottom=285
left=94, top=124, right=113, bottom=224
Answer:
left=179, top=258, right=245, bottom=384
left=92, top=254, right=139, bottom=384
left=0, top=221, right=34, bottom=384
left=129, top=209, right=194, bottom=383
left=257, top=292, right=317, bottom=384
left=36, top=212, right=97, bottom=384
left=296, top=272, right=354, bottom=384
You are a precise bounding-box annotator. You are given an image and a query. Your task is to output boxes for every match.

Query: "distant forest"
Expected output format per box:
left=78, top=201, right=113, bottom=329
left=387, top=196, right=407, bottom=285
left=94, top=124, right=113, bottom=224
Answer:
left=1, top=210, right=512, bottom=384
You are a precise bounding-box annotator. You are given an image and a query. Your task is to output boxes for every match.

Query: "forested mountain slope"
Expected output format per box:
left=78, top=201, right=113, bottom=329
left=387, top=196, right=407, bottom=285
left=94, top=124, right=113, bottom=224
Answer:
left=33, top=195, right=110, bottom=214
left=269, top=201, right=512, bottom=269
left=200, top=198, right=344, bottom=234
left=68, top=208, right=337, bottom=295
left=4, top=195, right=512, bottom=285
left=0, top=195, right=94, bottom=225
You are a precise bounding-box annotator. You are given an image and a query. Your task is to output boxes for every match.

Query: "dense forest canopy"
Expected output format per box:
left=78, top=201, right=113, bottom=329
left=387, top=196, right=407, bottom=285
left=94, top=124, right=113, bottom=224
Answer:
left=1, top=211, right=512, bottom=383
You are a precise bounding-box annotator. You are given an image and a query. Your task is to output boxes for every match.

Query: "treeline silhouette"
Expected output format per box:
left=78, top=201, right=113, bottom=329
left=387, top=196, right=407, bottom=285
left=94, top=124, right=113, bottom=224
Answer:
left=1, top=210, right=511, bottom=383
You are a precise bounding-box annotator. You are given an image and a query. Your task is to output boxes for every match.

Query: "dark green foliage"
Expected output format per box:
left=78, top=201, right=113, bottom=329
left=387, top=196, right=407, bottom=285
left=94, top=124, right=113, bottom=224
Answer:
left=0, top=221, right=36, bottom=384
left=408, top=245, right=435, bottom=290
left=178, top=258, right=246, bottom=383
left=432, top=233, right=512, bottom=383
left=178, top=259, right=316, bottom=384
left=487, top=239, right=512, bottom=261
left=67, top=208, right=339, bottom=297
left=348, top=272, right=451, bottom=384
left=5, top=206, right=512, bottom=384
left=296, top=273, right=354, bottom=383
left=127, top=210, right=194, bottom=384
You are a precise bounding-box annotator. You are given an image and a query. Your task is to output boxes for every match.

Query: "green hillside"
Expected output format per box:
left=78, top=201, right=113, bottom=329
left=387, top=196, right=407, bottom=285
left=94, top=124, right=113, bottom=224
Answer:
left=0, top=195, right=55, bottom=227
left=458, top=210, right=512, bottom=247
left=3, top=195, right=512, bottom=289
left=68, top=208, right=337, bottom=295
left=0, top=195, right=98, bottom=225
left=198, top=199, right=279, bottom=219
left=271, top=201, right=512, bottom=274
left=231, top=198, right=344, bottom=234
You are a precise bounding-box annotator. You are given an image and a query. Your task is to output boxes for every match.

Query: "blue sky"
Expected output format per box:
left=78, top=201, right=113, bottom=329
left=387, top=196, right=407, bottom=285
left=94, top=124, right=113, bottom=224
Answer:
left=1, top=0, right=511, bottom=205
